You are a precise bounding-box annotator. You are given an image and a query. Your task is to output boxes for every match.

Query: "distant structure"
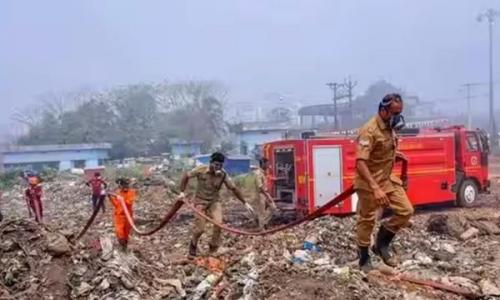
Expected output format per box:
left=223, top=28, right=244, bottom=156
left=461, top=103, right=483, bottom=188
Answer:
left=194, top=154, right=251, bottom=175
left=170, top=139, right=203, bottom=157
left=0, top=143, right=111, bottom=171
left=231, top=121, right=301, bottom=158
left=298, top=95, right=441, bottom=130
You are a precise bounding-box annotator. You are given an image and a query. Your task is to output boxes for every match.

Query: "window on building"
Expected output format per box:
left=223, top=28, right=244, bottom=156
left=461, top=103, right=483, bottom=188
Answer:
left=73, top=160, right=86, bottom=168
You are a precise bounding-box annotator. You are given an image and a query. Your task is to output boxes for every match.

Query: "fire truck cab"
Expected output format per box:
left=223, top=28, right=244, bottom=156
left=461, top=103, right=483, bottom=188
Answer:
left=262, top=126, right=490, bottom=215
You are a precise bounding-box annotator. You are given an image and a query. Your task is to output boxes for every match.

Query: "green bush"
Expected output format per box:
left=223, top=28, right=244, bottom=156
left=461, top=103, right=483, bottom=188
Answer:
left=234, top=173, right=255, bottom=192
left=104, top=165, right=146, bottom=183
left=0, top=170, right=19, bottom=190
left=40, top=167, right=58, bottom=181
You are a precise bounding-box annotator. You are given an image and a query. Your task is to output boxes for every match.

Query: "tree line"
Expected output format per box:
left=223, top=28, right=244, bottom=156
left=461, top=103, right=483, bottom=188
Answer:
left=13, top=81, right=229, bottom=159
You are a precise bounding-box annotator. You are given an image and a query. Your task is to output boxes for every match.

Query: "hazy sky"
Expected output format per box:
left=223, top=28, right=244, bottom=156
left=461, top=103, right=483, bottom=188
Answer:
left=1, top=0, right=499, bottom=128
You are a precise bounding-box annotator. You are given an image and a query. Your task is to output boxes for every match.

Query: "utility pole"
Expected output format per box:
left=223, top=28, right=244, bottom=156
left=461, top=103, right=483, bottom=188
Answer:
left=344, top=76, right=358, bottom=109
left=343, top=77, right=357, bottom=129
left=326, top=82, right=340, bottom=130
left=326, top=79, right=353, bottom=130
left=466, top=84, right=472, bottom=130
left=460, top=83, right=481, bottom=129
left=478, top=9, right=500, bottom=148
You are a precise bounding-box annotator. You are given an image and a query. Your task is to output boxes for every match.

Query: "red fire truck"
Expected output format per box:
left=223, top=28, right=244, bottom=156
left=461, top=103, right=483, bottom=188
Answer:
left=262, top=126, right=490, bottom=215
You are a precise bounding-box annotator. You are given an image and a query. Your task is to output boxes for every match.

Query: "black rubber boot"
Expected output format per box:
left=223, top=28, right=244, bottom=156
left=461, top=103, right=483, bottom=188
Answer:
left=358, top=246, right=373, bottom=273
left=372, top=226, right=398, bottom=267
left=188, top=241, right=197, bottom=257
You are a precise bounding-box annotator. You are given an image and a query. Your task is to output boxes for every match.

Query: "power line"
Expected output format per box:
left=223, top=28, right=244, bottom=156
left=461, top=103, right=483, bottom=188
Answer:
left=460, top=83, right=481, bottom=129
left=326, top=82, right=342, bottom=130
left=326, top=77, right=356, bottom=130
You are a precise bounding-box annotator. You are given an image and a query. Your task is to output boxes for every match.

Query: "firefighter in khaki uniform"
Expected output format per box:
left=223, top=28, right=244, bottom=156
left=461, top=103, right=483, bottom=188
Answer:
left=250, top=158, right=275, bottom=230
left=179, top=152, right=253, bottom=257
left=355, top=93, right=414, bottom=272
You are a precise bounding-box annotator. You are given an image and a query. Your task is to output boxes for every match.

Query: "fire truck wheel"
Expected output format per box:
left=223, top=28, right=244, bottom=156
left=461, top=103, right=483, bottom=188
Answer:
left=457, top=179, right=478, bottom=207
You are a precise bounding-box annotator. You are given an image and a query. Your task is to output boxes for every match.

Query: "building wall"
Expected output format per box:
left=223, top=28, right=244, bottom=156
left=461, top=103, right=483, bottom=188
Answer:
left=171, top=144, right=202, bottom=157
left=195, top=155, right=250, bottom=175
left=2, top=149, right=109, bottom=171
left=237, top=130, right=285, bottom=155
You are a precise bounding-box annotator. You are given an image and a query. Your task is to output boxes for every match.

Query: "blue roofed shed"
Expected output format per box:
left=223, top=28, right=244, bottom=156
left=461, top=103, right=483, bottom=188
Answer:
left=0, top=143, right=111, bottom=172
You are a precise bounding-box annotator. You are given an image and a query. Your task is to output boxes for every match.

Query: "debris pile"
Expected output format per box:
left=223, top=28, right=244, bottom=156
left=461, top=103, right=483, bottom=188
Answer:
left=1, top=172, right=500, bottom=299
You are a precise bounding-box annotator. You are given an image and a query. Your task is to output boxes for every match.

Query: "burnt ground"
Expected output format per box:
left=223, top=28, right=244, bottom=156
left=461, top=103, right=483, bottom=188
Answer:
left=1, top=162, right=500, bottom=300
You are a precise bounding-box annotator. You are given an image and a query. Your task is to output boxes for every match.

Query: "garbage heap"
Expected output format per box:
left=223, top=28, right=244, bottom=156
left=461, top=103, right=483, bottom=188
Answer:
left=1, top=173, right=500, bottom=299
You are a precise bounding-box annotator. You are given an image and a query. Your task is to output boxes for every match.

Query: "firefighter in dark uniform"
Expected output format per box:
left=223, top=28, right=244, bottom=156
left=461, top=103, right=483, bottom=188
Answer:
left=354, top=93, right=414, bottom=272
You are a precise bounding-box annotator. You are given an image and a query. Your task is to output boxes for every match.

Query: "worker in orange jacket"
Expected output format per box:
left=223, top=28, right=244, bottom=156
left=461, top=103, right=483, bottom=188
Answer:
left=109, top=178, right=136, bottom=251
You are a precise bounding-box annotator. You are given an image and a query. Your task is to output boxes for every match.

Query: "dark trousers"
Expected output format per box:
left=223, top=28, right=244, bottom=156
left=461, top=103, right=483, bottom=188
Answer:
left=91, top=195, right=106, bottom=213
left=29, top=198, right=43, bottom=223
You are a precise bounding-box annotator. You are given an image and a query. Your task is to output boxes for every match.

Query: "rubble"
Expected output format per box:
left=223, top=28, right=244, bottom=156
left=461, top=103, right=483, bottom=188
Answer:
left=193, top=274, right=219, bottom=300
left=426, top=214, right=467, bottom=238
left=440, top=243, right=456, bottom=254
left=479, top=279, right=500, bottom=296
left=460, top=227, right=480, bottom=241
left=100, top=236, right=114, bottom=261
left=45, top=232, right=71, bottom=256
left=473, top=220, right=500, bottom=235
left=155, top=278, right=186, bottom=297
left=0, top=168, right=500, bottom=299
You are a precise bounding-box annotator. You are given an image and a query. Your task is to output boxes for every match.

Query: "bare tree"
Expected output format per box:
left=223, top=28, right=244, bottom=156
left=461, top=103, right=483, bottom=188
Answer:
left=155, top=80, right=227, bottom=112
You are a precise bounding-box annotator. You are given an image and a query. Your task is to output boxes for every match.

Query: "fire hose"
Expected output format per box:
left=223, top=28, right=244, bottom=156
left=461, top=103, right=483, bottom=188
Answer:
left=74, top=186, right=355, bottom=241
left=109, top=192, right=185, bottom=236
left=73, top=194, right=106, bottom=241
left=184, top=188, right=356, bottom=235
left=74, top=160, right=408, bottom=240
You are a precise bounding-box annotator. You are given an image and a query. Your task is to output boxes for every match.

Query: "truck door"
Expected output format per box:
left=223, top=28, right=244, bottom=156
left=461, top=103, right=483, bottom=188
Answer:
left=311, top=146, right=343, bottom=207
left=463, top=131, right=484, bottom=182
left=477, top=129, right=490, bottom=166
left=477, top=130, right=490, bottom=190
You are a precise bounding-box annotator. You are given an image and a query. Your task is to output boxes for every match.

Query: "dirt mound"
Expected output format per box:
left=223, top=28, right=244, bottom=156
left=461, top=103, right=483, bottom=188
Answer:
left=1, top=174, right=500, bottom=299
left=0, top=219, right=72, bottom=299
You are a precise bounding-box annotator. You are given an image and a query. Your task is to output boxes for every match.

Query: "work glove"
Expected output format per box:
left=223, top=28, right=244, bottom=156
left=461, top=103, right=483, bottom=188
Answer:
left=245, top=203, right=254, bottom=214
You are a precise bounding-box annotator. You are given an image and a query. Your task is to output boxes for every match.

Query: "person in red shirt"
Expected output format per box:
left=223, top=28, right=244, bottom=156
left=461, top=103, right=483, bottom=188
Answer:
left=86, top=172, right=108, bottom=213
left=25, top=176, right=43, bottom=223
left=108, top=178, right=136, bottom=251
